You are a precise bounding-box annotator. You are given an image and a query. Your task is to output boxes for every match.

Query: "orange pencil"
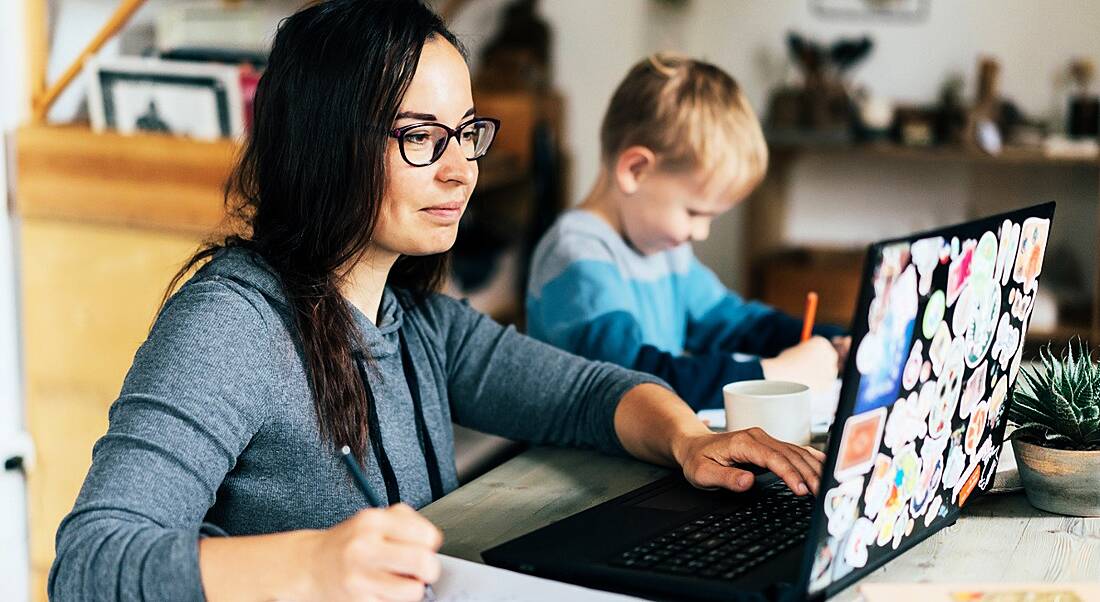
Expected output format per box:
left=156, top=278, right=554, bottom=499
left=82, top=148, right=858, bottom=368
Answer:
left=801, top=291, right=818, bottom=342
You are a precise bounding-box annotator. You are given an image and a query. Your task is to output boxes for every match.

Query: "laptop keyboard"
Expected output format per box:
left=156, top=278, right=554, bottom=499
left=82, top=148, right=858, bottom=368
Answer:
left=609, top=483, right=814, bottom=580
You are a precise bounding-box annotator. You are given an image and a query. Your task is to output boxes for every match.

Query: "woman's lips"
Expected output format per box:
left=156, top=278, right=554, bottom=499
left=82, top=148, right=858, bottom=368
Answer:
left=420, top=202, right=464, bottom=222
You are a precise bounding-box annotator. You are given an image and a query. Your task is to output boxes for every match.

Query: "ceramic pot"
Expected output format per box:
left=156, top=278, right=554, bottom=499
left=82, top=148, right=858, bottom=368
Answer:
left=1012, top=437, right=1100, bottom=516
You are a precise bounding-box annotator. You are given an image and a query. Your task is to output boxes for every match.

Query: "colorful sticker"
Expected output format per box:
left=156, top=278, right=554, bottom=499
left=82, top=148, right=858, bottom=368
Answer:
left=842, top=517, right=875, bottom=568
left=954, top=460, right=981, bottom=505
left=911, top=236, right=944, bottom=296
left=991, top=313, right=1019, bottom=370
left=910, top=454, right=943, bottom=518
left=996, top=219, right=1021, bottom=286
left=855, top=264, right=919, bottom=413
left=988, top=375, right=1008, bottom=426
left=959, top=360, right=988, bottom=419
left=972, top=231, right=999, bottom=284
left=809, top=537, right=838, bottom=591
left=902, top=341, right=923, bottom=392
left=1013, top=217, right=1050, bottom=293
left=891, top=513, right=907, bottom=549
left=929, top=322, right=951, bottom=376
left=885, top=393, right=928, bottom=452
left=965, top=401, right=989, bottom=456
left=923, top=291, right=946, bottom=339
left=824, top=478, right=863, bottom=537
left=862, top=454, right=893, bottom=519
left=834, top=408, right=887, bottom=482
left=929, top=339, right=964, bottom=438
left=941, top=428, right=966, bottom=489
left=964, top=284, right=1000, bottom=368
left=947, top=239, right=977, bottom=306
left=892, top=445, right=921, bottom=500
left=923, top=495, right=943, bottom=527
left=1011, top=291, right=1033, bottom=320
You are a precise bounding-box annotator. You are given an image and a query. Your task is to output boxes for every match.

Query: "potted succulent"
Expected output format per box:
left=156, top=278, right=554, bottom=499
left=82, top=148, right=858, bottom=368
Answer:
left=1008, top=338, right=1100, bottom=516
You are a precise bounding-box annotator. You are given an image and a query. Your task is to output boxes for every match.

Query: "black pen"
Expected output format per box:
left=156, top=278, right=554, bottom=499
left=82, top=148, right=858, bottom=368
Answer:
left=340, top=446, right=437, bottom=602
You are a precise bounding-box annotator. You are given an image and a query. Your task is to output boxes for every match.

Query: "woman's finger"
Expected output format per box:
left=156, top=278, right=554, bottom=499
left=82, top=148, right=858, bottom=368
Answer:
left=688, top=457, right=755, bottom=492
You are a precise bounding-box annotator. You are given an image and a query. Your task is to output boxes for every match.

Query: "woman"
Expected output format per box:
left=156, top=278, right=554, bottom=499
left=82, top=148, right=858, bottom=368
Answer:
left=49, top=1, right=825, bottom=600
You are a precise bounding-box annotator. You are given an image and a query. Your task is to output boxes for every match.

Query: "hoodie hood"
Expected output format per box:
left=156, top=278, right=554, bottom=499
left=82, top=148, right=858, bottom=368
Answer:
left=197, top=246, right=403, bottom=358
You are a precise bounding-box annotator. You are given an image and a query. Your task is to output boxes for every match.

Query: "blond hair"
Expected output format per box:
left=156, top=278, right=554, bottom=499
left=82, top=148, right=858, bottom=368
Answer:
left=600, top=53, right=768, bottom=196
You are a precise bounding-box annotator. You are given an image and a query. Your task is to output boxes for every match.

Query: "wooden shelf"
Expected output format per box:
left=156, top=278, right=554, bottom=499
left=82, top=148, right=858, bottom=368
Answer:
left=769, top=140, right=1100, bottom=168
left=15, top=124, right=236, bottom=235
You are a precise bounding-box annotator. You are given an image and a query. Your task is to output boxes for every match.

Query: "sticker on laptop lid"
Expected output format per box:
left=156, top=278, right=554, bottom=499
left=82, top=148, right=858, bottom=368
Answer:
left=835, top=407, right=887, bottom=481
left=911, top=236, right=944, bottom=295
left=947, top=238, right=976, bottom=306
left=959, top=360, right=988, bottom=419
left=996, top=219, right=1021, bottom=286
left=964, top=400, right=989, bottom=456
left=1013, top=217, right=1050, bottom=294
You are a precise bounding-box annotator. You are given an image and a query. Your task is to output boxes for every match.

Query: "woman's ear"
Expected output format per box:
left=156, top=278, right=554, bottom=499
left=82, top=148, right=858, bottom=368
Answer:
left=613, top=146, right=657, bottom=195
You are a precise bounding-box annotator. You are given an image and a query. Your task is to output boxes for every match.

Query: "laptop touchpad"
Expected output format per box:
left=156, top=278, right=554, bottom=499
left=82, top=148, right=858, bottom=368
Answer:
left=630, top=485, right=719, bottom=511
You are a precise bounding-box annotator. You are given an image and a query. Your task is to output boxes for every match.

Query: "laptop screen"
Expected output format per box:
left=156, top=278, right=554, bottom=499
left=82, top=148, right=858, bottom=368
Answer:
left=803, top=203, right=1055, bottom=598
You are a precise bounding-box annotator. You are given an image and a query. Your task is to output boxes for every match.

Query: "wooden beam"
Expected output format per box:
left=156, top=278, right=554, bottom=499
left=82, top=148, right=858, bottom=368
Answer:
left=31, top=0, right=147, bottom=122
left=24, top=0, right=49, bottom=119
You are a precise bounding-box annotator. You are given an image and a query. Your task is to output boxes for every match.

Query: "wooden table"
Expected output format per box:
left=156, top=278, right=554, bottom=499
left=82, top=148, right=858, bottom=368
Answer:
left=422, top=446, right=1100, bottom=600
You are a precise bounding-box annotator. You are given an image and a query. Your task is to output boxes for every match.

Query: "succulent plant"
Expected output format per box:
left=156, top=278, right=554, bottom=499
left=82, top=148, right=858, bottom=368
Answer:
left=1009, top=338, right=1100, bottom=451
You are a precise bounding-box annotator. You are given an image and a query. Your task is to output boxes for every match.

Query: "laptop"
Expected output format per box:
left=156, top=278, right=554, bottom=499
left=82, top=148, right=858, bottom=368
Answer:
left=483, top=202, right=1056, bottom=601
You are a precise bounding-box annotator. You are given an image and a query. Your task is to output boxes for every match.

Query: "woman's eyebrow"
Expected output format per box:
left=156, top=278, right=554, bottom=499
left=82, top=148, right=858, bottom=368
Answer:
left=395, top=107, right=476, bottom=121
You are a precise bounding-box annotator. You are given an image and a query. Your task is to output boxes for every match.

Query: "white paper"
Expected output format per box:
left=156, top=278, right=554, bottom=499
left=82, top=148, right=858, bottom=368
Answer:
left=434, top=555, right=644, bottom=602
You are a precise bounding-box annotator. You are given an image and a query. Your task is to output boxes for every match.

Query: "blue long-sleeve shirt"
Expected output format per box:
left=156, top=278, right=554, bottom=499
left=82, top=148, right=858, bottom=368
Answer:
left=526, top=210, right=843, bottom=410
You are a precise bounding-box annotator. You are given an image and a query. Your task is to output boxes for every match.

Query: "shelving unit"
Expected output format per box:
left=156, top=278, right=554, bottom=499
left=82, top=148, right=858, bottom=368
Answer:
left=745, top=141, right=1100, bottom=349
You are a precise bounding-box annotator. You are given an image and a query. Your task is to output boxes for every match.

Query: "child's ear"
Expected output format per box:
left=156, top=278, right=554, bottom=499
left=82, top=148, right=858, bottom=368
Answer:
left=613, top=146, right=657, bottom=195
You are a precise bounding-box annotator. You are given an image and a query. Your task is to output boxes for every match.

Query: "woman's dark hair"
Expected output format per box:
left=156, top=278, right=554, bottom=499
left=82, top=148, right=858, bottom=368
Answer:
left=164, top=0, right=465, bottom=459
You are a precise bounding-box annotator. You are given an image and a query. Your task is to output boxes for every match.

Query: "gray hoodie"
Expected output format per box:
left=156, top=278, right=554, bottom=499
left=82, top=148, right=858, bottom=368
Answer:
left=48, top=246, right=663, bottom=601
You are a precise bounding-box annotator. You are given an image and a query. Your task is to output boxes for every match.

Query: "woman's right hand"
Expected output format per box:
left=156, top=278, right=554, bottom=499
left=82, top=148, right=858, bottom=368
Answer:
left=301, top=503, right=443, bottom=602
left=759, top=336, right=838, bottom=391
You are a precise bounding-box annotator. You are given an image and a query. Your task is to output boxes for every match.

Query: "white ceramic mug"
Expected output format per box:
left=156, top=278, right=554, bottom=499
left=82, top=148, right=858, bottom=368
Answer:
left=722, top=380, right=812, bottom=445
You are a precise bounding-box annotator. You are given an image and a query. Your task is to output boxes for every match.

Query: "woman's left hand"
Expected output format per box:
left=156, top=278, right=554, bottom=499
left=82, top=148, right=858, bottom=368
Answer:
left=671, top=428, right=826, bottom=496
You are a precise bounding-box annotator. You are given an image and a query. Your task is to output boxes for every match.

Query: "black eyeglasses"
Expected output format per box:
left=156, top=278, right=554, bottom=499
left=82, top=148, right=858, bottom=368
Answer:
left=389, top=117, right=500, bottom=167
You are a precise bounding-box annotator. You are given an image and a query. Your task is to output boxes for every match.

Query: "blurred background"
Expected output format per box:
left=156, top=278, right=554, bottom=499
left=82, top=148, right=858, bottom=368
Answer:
left=2, top=1, right=1099, bottom=599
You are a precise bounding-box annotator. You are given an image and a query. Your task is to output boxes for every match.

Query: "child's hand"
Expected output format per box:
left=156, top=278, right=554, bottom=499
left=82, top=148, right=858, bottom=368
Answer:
left=759, top=336, right=838, bottom=391
left=831, top=336, right=851, bottom=372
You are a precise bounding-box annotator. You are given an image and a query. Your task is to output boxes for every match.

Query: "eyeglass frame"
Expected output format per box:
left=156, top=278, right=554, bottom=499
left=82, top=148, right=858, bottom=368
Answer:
left=388, top=117, right=501, bottom=167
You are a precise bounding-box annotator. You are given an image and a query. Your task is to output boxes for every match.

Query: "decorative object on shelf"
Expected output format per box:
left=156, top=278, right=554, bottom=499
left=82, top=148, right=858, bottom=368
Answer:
left=967, top=57, right=1003, bottom=155
left=766, top=32, right=873, bottom=141
left=853, top=89, right=894, bottom=141
left=933, top=74, right=968, bottom=146
left=87, top=56, right=245, bottom=141
left=1008, top=338, right=1100, bottom=516
left=893, top=105, right=935, bottom=147
left=1067, top=57, right=1099, bottom=139
left=811, top=0, right=929, bottom=22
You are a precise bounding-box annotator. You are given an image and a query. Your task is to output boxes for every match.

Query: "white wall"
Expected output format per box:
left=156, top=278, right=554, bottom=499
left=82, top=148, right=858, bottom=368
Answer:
left=508, top=0, right=1100, bottom=294
left=1, top=0, right=29, bottom=599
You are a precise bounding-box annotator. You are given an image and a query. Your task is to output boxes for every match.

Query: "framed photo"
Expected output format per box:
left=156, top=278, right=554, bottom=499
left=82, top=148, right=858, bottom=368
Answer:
left=811, top=0, right=929, bottom=22
left=86, top=56, right=244, bottom=141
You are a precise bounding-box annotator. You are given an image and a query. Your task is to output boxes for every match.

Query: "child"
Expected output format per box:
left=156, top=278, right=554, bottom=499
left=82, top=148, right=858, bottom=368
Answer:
left=527, top=53, right=848, bottom=411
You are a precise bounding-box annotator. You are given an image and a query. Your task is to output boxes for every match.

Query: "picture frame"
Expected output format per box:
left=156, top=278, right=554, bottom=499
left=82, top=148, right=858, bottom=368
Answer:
left=86, top=56, right=244, bottom=141
left=811, top=0, right=930, bottom=22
